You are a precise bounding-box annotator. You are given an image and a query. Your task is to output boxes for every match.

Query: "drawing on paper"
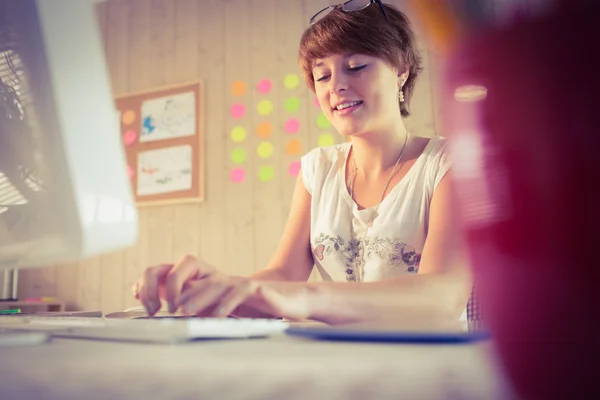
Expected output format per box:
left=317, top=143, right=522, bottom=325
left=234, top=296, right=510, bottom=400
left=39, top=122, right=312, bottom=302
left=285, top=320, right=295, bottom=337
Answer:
left=140, top=91, right=196, bottom=142
left=137, top=145, right=193, bottom=196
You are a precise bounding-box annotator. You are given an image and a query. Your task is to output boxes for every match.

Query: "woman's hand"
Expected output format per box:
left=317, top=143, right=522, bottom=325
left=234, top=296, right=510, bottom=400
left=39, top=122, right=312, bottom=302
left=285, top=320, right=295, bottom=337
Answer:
left=132, top=255, right=311, bottom=320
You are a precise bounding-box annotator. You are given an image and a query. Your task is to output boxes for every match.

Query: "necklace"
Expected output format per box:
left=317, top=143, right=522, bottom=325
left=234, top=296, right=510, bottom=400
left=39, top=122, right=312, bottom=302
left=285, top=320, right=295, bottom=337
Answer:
left=346, top=133, right=409, bottom=282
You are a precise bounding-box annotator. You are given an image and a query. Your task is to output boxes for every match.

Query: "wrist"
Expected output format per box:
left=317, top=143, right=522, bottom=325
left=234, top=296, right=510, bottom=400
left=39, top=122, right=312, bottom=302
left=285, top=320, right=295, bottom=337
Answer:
left=303, top=281, right=325, bottom=321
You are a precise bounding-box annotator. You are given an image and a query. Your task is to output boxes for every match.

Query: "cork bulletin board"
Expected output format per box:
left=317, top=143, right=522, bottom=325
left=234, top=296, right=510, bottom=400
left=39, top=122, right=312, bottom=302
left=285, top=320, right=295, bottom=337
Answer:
left=115, top=81, right=204, bottom=206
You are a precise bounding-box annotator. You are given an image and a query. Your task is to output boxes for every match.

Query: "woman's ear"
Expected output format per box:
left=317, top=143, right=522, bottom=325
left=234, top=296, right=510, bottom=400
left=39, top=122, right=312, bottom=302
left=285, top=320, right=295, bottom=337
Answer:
left=398, top=71, right=410, bottom=86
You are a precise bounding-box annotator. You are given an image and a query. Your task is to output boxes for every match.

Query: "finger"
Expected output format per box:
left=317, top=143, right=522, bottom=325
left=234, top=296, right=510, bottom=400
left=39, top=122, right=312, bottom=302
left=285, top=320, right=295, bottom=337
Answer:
left=213, top=280, right=256, bottom=317
left=179, top=279, right=230, bottom=316
left=131, top=280, right=140, bottom=299
left=165, top=255, right=205, bottom=313
left=140, top=264, right=173, bottom=316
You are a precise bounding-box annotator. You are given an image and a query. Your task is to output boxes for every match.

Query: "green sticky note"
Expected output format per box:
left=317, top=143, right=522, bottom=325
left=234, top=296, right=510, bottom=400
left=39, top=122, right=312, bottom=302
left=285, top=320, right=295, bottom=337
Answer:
left=257, top=141, right=274, bottom=159
left=316, top=113, right=331, bottom=129
left=230, top=126, right=247, bottom=142
left=230, top=147, right=246, bottom=164
left=285, top=97, right=301, bottom=113
left=257, top=100, right=273, bottom=116
left=283, top=73, right=300, bottom=89
left=318, top=133, right=335, bottom=147
left=258, top=165, right=275, bottom=182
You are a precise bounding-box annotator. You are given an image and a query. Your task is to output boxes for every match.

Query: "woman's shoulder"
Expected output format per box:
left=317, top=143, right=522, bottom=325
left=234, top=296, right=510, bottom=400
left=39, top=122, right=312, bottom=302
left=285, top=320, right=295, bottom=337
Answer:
left=420, top=135, right=448, bottom=158
left=301, top=142, right=351, bottom=169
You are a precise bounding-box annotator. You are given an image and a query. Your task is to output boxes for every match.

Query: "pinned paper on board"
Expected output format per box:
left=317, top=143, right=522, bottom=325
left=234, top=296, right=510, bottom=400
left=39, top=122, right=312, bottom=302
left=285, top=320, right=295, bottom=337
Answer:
left=140, top=91, right=196, bottom=143
left=115, top=81, right=204, bottom=205
left=137, top=145, right=193, bottom=196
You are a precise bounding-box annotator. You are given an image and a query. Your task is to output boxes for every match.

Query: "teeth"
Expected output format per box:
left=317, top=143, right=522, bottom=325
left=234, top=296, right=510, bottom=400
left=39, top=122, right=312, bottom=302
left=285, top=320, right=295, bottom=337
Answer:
left=336, top=101, right=361, bottom=110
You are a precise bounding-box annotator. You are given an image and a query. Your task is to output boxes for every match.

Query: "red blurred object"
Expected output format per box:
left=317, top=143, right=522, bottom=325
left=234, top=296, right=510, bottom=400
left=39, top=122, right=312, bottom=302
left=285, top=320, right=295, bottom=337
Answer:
left=442, top=2, right=599, bottom=400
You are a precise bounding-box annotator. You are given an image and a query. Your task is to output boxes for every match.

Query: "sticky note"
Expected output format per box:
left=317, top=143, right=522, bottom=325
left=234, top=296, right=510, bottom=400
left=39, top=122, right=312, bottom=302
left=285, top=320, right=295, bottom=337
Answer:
left=285, top=139, right=302, bottom=155
left=230, top=126, right=247, bottom=142
left=231, top=80, right=247, bottom=97
left=258, top=165, right=275, bottom=182
left=127, top=165, right=135, bottom=180
left=285, top=97, right=301, bottom=113
left=316, top=113, right=331, bottom=129
left=256, top=121, right=272, bottom=138
left=257, top=100, right=273, bottom=116
left=257, top=78, right=272, bottom=94
left=230, top=167, right=246, bottom=183
left=318, top=133, right=335, bottom=147
left=123, top=129, right=138, bottom=146
left=284, top=118, right=300, bottom=134
left=230, top=148, right=246, bottom=164
left=288, top=161, right=301, bottom=176
left=230, top=103, right=246, bottom=119
left=257, top=141, right=274, bottom=159
left=283, top=73, right=300, bottom=89
left=122, top=110, right=136, bottom=125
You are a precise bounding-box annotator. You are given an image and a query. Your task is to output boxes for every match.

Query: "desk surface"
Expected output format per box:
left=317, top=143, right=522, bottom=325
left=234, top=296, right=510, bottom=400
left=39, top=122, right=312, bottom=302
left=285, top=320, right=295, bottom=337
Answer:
left=0, top=332, right=515, bottom=400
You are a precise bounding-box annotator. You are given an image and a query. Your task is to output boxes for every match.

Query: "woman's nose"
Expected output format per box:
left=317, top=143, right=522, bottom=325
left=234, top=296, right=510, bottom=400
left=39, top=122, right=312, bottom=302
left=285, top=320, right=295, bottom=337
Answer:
left=329, top=72, right=349, bottom=93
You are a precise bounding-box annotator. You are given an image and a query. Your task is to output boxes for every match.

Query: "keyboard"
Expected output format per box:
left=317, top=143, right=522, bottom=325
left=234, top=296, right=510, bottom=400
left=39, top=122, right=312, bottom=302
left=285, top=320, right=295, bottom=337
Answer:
left=0, top=315, right=290, bottom=343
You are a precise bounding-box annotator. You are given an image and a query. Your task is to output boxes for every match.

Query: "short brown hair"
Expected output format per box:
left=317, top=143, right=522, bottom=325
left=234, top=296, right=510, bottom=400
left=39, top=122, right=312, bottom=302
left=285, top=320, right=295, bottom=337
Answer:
left=298, top=3, right=422, bottom=117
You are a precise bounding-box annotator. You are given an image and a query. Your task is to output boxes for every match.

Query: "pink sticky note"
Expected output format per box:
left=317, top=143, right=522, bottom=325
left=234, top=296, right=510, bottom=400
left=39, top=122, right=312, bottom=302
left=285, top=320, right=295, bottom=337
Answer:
left=288, top=161, right=301, bottom=177
left=123, top=129, right=138, bottom=146
left=230, top=103, right=246, bottom=119
left=313, top=95, right=320, bottom=108
left=257, top=79, right=272, bottom=94
left=284, top=118, right=300, bottom=134
left=127, top=165, right=135, bottom=180
left=230, top=167, right=246, bottom=183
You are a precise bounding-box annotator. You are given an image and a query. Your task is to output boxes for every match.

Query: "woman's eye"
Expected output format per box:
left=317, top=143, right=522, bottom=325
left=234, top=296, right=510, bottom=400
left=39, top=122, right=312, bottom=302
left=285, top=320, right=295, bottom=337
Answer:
left=348, top=65, right=367, bottom=72
left=315, top=75, right=329, bottom=82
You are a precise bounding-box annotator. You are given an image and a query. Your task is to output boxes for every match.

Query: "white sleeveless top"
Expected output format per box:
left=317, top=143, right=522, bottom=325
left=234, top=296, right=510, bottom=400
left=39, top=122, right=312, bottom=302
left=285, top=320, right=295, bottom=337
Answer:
left=301, top=136, right=450, bottom=283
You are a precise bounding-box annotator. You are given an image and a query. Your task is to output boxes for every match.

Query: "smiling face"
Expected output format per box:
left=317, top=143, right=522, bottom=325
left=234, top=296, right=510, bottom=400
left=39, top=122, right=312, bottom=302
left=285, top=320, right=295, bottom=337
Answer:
left=312, top=53, right=407, bottom=137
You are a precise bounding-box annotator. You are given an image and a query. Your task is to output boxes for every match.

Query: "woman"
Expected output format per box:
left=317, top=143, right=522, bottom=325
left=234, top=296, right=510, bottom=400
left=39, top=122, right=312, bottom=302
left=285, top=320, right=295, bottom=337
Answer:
left=133, top=0, right=474, bottom=325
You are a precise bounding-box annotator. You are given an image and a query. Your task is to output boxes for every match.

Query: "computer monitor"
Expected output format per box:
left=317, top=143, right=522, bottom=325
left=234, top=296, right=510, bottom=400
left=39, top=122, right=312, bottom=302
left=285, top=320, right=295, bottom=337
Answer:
left=0, top=0, right=138, bottom=270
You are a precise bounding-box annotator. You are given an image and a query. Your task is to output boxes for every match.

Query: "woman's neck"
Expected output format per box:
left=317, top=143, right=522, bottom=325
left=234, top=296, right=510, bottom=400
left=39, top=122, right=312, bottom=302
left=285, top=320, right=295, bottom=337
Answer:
left=349, top=122, right=409, bottom=181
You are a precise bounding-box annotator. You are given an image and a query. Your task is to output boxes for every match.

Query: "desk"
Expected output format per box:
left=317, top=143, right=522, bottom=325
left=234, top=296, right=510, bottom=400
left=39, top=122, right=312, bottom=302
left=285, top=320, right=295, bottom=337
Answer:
left=0, top=333, right=515, bottom=399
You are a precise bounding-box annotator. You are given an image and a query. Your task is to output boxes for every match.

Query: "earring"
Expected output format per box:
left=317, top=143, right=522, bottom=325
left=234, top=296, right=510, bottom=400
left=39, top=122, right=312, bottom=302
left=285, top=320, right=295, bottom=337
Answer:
left=398, top=86, right=405, bottom=103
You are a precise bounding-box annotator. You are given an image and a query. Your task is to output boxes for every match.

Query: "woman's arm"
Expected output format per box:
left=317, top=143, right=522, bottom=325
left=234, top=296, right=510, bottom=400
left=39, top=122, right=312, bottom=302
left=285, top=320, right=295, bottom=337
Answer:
left=231, top=169, right=315, bottom=317
left=260, top=173, right=473, bottom=324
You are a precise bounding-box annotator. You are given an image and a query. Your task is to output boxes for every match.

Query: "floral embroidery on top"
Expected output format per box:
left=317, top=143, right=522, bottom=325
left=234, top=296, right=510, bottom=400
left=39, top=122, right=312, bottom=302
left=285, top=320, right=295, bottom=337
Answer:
left=311, top=233, right=421, bottom=282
